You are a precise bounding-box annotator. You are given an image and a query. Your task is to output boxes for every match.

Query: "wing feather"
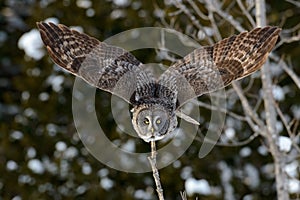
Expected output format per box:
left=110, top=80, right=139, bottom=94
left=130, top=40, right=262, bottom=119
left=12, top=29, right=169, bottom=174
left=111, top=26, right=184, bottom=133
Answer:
left=159, top=26, right=281, bottom=108
left=37, top=22, right=149, bottom=104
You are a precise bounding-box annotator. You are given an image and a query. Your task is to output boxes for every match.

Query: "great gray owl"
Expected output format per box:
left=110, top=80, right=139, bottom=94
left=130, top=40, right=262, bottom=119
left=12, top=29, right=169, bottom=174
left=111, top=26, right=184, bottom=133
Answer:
left=37, top=22, right=280, bottom=142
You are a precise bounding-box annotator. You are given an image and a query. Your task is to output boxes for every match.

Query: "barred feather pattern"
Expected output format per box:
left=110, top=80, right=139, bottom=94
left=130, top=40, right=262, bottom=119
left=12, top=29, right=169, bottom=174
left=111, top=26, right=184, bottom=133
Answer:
left=37, top=22, right=145, bottom=103
left=37, top=22, right=280, bottom=142
left=160, top=26, right=281, bottom=107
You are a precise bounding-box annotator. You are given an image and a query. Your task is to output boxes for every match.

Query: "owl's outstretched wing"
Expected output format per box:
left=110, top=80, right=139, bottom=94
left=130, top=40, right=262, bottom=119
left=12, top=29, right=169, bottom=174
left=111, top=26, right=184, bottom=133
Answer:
left=37, top=22, right=150, bottom=104
left=159, top=26, right=281, bottom=108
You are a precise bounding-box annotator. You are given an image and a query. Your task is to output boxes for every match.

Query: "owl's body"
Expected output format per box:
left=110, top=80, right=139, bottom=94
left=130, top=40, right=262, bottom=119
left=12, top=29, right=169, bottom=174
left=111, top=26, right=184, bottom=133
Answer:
left=37, top=22, right=280, bottom=142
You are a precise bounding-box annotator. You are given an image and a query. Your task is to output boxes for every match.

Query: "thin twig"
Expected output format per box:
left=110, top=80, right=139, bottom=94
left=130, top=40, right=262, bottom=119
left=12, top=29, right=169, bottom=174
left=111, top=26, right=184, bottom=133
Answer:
left=269, top=54, right=300, bottom=89
left=204, top=0, right=245, bottom=32
left=285, top=0, right=300, bottom=7
left=180, top=191, right=188, bottom=200
left=207, top=6, right=222, bottom=41
left=276, top=34, right=300, bottom=48
left=174, top=0, right=214, bottom=45
left=280, top=57, right=300, bottom=89
left=232, top=82, right=266, bottom=134
left=148, top=141, right=164, bottom=200
left=191, top=99, right=246, bottom=121
left=281, top=23, right=300, bottom=34
left=237, top=0, right=256, bottom=27
left=186, top=0, right=209, bottom=20
left=194, top=131, right=260, bottom=147
left=274, top=100, right=300, bottom=153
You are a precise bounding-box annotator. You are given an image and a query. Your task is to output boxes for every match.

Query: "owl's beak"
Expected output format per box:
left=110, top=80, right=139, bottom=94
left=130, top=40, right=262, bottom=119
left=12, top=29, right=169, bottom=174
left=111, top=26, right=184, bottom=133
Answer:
left=150, top=127, right=155, bottom=134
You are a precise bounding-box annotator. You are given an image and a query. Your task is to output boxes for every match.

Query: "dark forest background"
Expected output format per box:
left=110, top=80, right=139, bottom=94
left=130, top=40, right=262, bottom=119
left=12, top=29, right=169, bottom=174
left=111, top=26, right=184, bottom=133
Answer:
left=0, top=0, right=299, bottom=199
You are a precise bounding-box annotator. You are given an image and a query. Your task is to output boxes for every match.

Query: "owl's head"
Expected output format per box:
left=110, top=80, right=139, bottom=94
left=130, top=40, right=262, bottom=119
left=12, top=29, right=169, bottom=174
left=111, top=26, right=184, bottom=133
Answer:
left=132, top=105, right=177, bottom=142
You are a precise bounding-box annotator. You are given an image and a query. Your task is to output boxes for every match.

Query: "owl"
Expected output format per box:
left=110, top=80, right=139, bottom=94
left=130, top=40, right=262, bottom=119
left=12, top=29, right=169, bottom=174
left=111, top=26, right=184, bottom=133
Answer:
left=37, top=22, right=280, bottom=142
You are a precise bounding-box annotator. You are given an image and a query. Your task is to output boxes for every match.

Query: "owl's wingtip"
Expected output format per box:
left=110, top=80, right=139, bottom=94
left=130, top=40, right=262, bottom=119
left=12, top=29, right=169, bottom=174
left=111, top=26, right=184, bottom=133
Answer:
left=36, top=21, right=42, bottom=28
left=271, top=26, right=282, bottom=34
left=36, top=21, right=48, bottom=30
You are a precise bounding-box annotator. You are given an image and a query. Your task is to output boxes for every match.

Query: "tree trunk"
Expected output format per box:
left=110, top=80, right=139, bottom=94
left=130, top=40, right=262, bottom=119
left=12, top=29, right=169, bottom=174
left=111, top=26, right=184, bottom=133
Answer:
left=255, top=0, right=289, bottom=199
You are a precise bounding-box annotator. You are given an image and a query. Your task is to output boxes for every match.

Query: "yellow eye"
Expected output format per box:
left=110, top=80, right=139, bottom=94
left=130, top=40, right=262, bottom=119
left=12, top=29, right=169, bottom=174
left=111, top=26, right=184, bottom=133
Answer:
left=156, top=119, right=161, bottom=124
left=144, top=118, right=150, bottom=125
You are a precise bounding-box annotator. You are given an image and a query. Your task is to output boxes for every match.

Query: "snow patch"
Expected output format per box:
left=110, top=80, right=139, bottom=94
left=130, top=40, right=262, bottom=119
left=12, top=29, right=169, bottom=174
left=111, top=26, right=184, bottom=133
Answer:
left=185, top=178, right=211, bottom=196
left=18, top=29, right=44, bottom=60
left=28, top=159, right=45, bottom=174
left=272, top=85, right=285, bottom=101
left=278, top=136, right=292, bottom=153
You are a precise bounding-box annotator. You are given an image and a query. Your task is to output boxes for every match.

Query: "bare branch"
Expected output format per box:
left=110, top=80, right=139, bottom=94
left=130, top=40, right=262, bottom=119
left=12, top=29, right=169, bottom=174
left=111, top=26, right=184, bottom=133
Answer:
left=276, top=33, right=300, bottom=48
left=255, top=0, right=289, bottom=199
left=285, top=0, right=300, bottom=7
left=148, top=141, right=164, bottom=200
left=186, top=0, right=209, bottom=20
left=232, top=82, right=266, bottom=133
left=207, top=6, right=222, bottom=41
left=237, top=0, right=256, bottom=27
left=173, top=0, right=214, bottom=44
left=180, top=191, right=188, bottom=200
left=281, top=23, right=300, bottom=34
left=194, top=130, right=260, bottom=147
left=270, top=54, right=300, bottom=89
left=274, top=101, right=300, bottom=153
left=204, top=0, right=245, bottom=32
left=284, top=57, right=300, bottom=89
left=191, top=99, right=246, bottom=121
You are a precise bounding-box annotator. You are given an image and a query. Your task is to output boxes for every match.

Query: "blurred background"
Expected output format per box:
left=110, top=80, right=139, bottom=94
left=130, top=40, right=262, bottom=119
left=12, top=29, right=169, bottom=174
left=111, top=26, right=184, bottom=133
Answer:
left=0, top=0, right=299, bottom=199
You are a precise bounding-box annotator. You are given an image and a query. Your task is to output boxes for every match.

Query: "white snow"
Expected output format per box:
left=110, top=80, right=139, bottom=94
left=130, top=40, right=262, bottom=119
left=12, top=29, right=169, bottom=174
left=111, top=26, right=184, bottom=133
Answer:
left=10, top=130, right=23, bottom=140
left=76, top=184, right=87, bottom=194
left=18, top=29, right=45, bottom=60
left=110, top=9, right=126, bottom=19
left=173, top=160, right=181, bottom=168
left=28, top=159, right=45, bottom=174
left=288, top=179, right=300, bottom=193
left=24, top=108, right=37, bottom=118
left=113, top=0, right=130, bottom=6
left=240, top=147, right=252, bottom=157
left=44, top=17, right=59, bottom=24
left=224, top=127, right=235, bottom=140
left=218, top=161, right=234, bottom=199
left=43, top=157, right=58, bottom=175
left=285, top=161, right=299, bottom=178
left=21, top=91, right=30, bottom=101
left=291, top=105, right=300, bottom=119
left=18, top=17, right=59, bottom=60
left=55, top=141, right=67, bottom=152
left=97, top=168, right=109, bottom=177
left=11, top=196, right=21, bottom=200
left=26, top=147, right=37, bottom=158
left=46, top=75, right=65, bottom=92
left=134, top=189, right=153, bottom=200
left=272, top=85, right=285, bottom=101
left=46, top=123, right=58, bottom=136
left=63, top=146, right=79, bottom=159
left=86, top=8, right=95, bottom=17
left=244, top=164, right=259, bottom=189
left=81, top=162, right=92, bottom=175
left=278, top=136, right=292, bottom=153
left=185, top=178, right=211, bottom=196
left=180, top=166, right=192, bottom=180
left=257, top=145, right=268, bottom=156
left=275, top=121, right=283, bottom=134
left=6, top=160, right=18, bottom=171
left=76, top=0, right=92, bottom=8
left=39, top=92, right=49, bottom=101
left=100, top=177, right=114, bottom=190
left=121, top=139, right=136, bottom=152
